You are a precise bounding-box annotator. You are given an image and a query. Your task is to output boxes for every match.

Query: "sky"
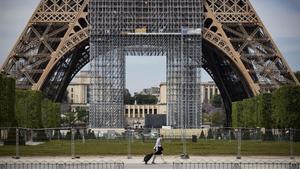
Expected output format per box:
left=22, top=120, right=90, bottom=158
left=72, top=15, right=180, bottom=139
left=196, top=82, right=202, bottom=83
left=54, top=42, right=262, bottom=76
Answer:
left=0, top=0, right=299, bottom=93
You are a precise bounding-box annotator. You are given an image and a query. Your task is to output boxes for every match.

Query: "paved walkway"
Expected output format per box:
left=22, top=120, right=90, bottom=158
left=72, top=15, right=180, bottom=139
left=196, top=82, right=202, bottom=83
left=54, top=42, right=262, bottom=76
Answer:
left=0, top=156, right=299, bottom=169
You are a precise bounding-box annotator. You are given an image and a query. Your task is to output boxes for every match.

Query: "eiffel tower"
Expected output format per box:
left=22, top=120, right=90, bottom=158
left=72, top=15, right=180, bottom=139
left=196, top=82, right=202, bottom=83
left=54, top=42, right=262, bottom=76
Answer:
left=1, top=0, right=299, bottom=127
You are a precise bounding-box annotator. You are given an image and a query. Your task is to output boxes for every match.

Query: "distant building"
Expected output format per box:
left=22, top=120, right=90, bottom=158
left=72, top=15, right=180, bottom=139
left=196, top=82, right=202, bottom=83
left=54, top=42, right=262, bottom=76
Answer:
left=158, top=82, right=220, bottom=104
left=201, top=82, right=220, bottom=104
left=66, top=71, right=220, bottom=127
left=67, top=71, right=90, bottom=111
left=125, top=104, right=166, bottom=128
left=159, top=82, right=167, bottom=104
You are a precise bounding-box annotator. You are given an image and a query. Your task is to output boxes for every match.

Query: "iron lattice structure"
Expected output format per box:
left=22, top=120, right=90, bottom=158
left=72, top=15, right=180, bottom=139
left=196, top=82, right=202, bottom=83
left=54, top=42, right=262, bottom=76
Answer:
left=89, top=0, right=203, bottom=128
left=1, top=0, right=299, bottom=127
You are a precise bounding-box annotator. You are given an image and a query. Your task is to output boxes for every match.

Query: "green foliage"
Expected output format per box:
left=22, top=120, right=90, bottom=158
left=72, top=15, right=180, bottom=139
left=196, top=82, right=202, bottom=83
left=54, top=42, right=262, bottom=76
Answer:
left=61, top=107, right=88, bottom=127
left=42, top=98, right=61, bottom=128
left=0, top=74, right=16, bottom=127
left=272, top=85, right=300, bottom=129
left=124, top=89, right=158, bottom=105
left=124, top=89, right=134, bottom=104
left=239, top=98, right=256, bottom=127
left=211, top=111, right=226, bottom=127
left=0, top=74, right=60, bottom=128
left=231, top=94, right=274, bottom=128
left=75, top=107, right=89, bottom=124
left=1, top=139, right=300, bottom=156
left=231, top=102, right=238, bottom=127
left=202, top=112, right=211, bottom=124
left=257, top=93, right=272, bottom=128
left=232, top=85, right=300, bottom=129
left=15, top=90, right=43, bottom=128
left=134, top=94, right=158, bottom=104
left=61, top=112, right=77, bottom=126
left=15, top=90, right=60, bottom=128
left=211, top=94, right=223, bottom=108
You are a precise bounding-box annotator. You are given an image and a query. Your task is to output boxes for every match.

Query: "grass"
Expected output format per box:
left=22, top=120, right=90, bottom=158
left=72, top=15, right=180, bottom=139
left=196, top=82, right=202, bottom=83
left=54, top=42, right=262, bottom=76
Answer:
left=0, top=139, right=299, bottom=156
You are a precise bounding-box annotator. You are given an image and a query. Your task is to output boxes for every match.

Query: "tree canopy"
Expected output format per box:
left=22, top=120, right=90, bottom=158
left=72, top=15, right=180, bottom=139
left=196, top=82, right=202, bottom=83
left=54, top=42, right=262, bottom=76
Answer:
left=0, top=73, right=60, bottom=128
left=210, top=94, right=223, bottom=108
left=232, top=85, right=300, bottom=129
left=16, top=90, right=60, bottom=128
left=134, top=94, right=158, bottom=104
left=124, top=89, right=134, bottom=104
left=124, top=89, right=158, bottom=105
left=0, top=74, right=16, bottom=127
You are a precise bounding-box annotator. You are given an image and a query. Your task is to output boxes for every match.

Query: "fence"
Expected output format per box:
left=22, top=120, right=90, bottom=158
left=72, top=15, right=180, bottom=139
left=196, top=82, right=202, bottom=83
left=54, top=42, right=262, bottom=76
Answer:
left=0, top=161, right=124, bottom=169
left=0, top=127, right=299, bottom=159
left=173, top=161, right=300, bottom=169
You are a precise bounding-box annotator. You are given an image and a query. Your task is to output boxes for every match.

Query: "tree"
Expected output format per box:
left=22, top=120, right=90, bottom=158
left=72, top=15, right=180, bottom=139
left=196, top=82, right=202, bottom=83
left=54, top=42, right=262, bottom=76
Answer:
left=202, top=112, right=212, bottom=124
left=211, top=111, right=225, bottom=127
left=15, top=90, right=43, bottom=128
left=232, top=93, right=272, bottom=128
left=124, top=89, right=134, bottom=104
left=211, top=94, right=223, bottom=108
left=42, top=98, right=60, bottom=128
left=61, top=112, right=77, bottom=127
left=257, top=93, right=272, bottom=128
left=0, top=74, right=16, bottom=127
left=272, top=85, right=300, bottom=129
left=61, top=107, right=88, bottom=127
left=134, top=94, right=158, bottom=104
left=76, top=107, right=89, bottom=124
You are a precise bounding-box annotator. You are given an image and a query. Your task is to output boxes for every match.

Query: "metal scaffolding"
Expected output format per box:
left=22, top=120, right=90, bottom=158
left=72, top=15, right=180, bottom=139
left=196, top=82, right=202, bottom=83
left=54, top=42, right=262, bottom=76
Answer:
left=89, top=0, right=203, bottom=128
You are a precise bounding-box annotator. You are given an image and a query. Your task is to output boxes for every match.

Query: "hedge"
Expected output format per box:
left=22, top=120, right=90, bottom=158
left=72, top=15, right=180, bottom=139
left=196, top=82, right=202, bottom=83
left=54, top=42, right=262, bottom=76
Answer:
left=0, top=73, right=60, bottom=128
left=0, top=74, right=16, bottom=127
left=232, top=85, right=300, bottom=129
left=272, top=85, right=300, bottom=129
left=16, top=90, right=61, bottom=128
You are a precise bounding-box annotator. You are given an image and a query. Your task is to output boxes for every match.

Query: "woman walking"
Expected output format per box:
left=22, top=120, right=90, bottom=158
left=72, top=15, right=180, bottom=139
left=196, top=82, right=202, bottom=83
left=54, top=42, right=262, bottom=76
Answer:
left=152, top=134, right=167, bottom=164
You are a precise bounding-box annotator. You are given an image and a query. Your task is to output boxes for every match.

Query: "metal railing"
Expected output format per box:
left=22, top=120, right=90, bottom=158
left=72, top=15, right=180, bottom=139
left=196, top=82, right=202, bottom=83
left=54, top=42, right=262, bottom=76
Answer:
left=0, top=127, right=299, bottom=159
left=173, top=161, right=300, bottom=169
left=0, top=161, right=124, bottom=169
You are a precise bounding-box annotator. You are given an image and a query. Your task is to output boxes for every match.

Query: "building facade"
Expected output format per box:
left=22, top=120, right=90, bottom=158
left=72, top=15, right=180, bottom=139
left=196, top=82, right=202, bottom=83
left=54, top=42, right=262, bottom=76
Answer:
left=159, top=82, right=220, bottom=104
left=67, top=71, right=219, bottom=127
left=66, top=71, right=90, bottom=111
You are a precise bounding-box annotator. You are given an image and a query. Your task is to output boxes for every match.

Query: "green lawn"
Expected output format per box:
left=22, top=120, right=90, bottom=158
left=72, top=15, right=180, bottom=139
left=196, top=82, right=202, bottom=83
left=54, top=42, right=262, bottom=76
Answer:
left=0, top=139, right=299, bottom=156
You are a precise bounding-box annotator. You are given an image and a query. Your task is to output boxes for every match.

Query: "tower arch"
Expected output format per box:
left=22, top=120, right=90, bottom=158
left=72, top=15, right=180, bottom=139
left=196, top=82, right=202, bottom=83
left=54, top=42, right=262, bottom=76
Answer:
left=1, top=0, right=298, bottom=127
